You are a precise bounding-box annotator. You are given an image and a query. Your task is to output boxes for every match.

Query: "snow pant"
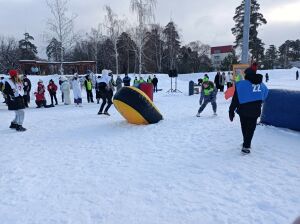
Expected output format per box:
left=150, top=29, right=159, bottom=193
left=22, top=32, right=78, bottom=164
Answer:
left=239, top=116, right=258, bottom=149
left=50, top=93, right=58, bottom=105
left=153, top=84, right=158, bottom=92
left=198, top=99, right=217, bottom=114
left=86, top=90, right=94, bottom=103
left=61, top=92, right=64, bottom=103
left=12, top=109, right=25, bottom=125
left=220, top=85, right=224, bottom=92
left=99, top=91, right=113, bottom=113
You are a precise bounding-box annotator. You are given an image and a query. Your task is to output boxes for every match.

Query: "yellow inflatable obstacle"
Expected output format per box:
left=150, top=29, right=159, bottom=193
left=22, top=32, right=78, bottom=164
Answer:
left=113, top=87, right=163, bottom=125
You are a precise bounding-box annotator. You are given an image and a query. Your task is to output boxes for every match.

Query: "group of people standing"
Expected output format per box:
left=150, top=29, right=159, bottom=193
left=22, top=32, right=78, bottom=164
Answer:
left=1, top=69, right=160, bottom=131
left=214, top=71, right=233, bottom=92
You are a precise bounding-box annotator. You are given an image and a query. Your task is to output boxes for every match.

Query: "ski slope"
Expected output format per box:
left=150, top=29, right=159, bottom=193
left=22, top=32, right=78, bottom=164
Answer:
left=0, top=69, right=300, bottom=224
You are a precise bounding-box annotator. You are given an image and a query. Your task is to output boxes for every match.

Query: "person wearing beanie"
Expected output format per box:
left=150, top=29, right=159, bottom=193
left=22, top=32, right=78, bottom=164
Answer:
left=229, top=67, right=269, bottom=154
left=3, top=70, right=26, bottom=131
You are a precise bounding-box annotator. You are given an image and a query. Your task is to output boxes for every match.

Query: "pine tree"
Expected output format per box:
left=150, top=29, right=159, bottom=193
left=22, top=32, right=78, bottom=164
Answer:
left=220, top=51, right=239, bottom=71
left=263, top=45, right=278, bottom=69
left=117, top=32, right=137, bottom=74
left=18, top=32, right=38, bottom=60
left=232, top=0, right=267, bottom=61
left=144, top=24, right=164, bottom=73
left=162, top=21, right=180, bottom=73
left=278, top=40, right=292, bottom=68
left=46, top=38, right=62, bottom=61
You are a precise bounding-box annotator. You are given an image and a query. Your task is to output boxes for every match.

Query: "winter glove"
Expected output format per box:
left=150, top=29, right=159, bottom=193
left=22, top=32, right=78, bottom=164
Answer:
left=229, top=111, right=235, bottom=122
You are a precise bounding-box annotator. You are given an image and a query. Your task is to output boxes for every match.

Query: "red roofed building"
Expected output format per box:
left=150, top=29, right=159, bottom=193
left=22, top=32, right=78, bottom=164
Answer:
left=211, top=45, right=233, bottom=69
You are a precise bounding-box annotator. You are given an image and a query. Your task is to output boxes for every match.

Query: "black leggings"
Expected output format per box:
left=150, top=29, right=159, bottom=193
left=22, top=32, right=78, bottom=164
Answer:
left=239, top=116, right=258, bottom=148
left=99, top=91, right=113, bottom=113
left=50, top=93, right=58, bottom=105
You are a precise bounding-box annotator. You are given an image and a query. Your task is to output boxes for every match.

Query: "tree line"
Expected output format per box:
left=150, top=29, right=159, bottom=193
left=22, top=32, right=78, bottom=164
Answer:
left=0, top=0, right=299, bottom=74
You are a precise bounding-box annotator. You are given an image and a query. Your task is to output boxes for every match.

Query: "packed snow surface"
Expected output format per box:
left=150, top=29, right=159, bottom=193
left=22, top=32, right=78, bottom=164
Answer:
left=0, top=69, right=300, bottom=224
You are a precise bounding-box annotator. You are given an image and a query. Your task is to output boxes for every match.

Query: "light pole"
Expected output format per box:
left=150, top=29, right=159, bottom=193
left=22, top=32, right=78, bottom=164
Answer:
left=241, top=0, right=251, bottom=64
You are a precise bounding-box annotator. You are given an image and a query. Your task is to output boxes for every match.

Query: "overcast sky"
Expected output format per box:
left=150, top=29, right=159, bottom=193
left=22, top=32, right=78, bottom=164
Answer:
left=1, top=0, right=300, bottom=58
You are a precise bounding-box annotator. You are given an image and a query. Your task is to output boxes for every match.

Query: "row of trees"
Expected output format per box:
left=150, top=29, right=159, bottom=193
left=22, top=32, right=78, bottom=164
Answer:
left=1, top=0, right=299, bottom=74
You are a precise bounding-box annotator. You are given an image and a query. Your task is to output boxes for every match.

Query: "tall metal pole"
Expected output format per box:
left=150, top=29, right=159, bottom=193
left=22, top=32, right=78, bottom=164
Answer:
left=241, top=0, right=251, bottom=64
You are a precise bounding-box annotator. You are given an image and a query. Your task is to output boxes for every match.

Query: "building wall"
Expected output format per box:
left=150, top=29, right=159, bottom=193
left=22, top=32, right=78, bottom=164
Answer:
left=211, top=52, right=232, bottom=69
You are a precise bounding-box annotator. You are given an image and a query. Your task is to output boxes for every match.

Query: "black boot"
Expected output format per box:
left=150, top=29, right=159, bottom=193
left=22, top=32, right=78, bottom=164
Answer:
left=241, top=147, right=251, bottom=154
left=9, top=122, right=18, bottom=129
left=16, top=125, right=27, bottom=132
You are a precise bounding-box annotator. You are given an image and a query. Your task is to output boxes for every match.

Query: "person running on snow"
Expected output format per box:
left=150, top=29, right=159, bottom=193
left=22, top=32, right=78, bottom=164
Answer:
left=72, top=74, right=83, bottom=107
left=3, top=70, right=27, bottom=131
left=196, top=80, right=217, bottom=117
left=229, top=65, right=269, bottom=154
left=47, top=79, right=58, bottom=106
left=97, top=69, right=113, bottom=116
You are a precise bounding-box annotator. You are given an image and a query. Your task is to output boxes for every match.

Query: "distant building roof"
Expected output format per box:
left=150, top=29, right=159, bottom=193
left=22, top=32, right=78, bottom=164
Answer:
left=211, top=45, right=233, bottom=54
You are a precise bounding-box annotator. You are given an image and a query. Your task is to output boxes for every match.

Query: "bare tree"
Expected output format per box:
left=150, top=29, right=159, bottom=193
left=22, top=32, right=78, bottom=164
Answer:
left=130, top=0, right=157, bottom=75
left=87, top=24, right=104, bottom=74
left=104, top=5, right=124, bottom=74
left=187, top=41, right=211, bottom=58
left=45, top=0, right=77, bottom=74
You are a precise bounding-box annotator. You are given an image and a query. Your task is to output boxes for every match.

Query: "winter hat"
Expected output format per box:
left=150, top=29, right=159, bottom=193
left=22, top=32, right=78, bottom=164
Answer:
left=38, top=79, right=43, bottom=83
left=244, top=67, right=256, bottom=77
left=9, top=70, right=18, bottom=78
left=251, top=62, right=258, bottom=73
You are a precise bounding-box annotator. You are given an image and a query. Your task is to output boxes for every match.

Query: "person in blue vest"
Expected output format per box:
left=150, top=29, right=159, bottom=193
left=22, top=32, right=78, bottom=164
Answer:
left=229, top=66, right=269, bottom=154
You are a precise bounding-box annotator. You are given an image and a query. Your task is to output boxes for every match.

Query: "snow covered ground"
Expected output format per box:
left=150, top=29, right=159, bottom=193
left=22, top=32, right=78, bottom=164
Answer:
left=0, top=69, right=300, bottom=224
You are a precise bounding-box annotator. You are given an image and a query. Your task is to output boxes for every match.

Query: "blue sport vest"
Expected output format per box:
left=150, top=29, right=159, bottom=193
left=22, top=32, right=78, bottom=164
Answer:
left=236, top=80, right=269, bottom=104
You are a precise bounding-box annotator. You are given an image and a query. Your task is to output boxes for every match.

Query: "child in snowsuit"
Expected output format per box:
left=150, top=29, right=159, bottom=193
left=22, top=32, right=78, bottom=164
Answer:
left=196, top=81, right=217, bottom=117
left=3, top=70, right=27, bottom=131
left=229, top=66, right=269, bottom=154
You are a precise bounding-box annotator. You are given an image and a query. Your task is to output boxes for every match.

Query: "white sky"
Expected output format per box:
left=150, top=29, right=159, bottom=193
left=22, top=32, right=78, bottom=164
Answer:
left=1, top=0, right=300, bottom=58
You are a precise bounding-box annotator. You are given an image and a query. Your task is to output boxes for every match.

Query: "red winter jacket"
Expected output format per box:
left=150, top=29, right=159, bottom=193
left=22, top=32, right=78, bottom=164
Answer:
left=35, top=83, right=46, bottom=101
left=47, top=82, right=58, bottom=94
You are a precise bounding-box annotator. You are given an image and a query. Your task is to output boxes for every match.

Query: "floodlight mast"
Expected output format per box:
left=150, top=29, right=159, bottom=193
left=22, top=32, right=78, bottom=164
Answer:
left=241, top=0, right=251, bottom=64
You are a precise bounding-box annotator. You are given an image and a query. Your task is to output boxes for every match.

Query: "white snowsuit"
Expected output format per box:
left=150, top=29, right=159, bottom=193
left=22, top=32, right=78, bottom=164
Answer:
left=72, top=78, right=82, bottom=104
left=61, top=80, right=71, bottom=105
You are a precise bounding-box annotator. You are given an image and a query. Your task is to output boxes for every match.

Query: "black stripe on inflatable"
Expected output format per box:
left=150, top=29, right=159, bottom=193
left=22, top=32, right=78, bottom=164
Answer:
left=114, top=87, right=163, bottom=124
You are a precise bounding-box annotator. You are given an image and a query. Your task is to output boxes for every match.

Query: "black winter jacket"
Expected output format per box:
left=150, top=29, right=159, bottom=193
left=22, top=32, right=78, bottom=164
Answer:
left=229, top=73, right=264, bottom=118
